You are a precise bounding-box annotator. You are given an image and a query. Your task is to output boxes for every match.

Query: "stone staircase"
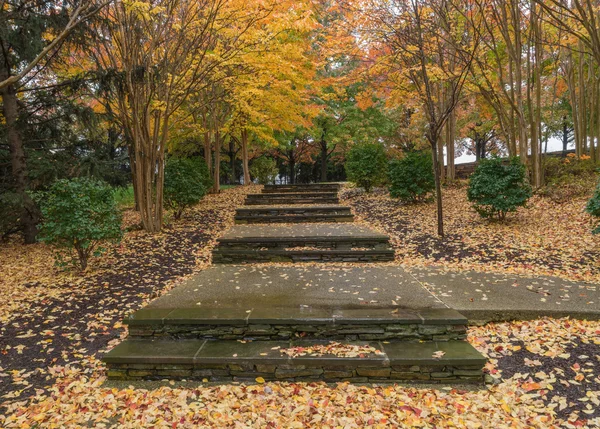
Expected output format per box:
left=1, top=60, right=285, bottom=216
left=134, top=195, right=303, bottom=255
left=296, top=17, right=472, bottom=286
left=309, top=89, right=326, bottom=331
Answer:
left=103, top=183, right=487, bottom=384
left=245, top=192, right=340, bottom=205
left=235, top=206, right=354, bottom=224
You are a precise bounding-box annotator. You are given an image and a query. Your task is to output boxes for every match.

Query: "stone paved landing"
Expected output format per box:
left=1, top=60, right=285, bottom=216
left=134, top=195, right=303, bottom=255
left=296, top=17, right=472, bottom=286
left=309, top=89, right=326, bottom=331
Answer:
left=409, top=267, right=600, bottom=321
left=146, top=266, right=444, bottom=310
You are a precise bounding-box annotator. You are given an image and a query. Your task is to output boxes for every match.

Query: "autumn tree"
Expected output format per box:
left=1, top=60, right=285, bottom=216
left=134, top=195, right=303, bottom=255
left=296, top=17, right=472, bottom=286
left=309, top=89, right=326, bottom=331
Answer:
left=354, top=0, right=483, bottom=236
left=92, top=0, right=270, bottom=232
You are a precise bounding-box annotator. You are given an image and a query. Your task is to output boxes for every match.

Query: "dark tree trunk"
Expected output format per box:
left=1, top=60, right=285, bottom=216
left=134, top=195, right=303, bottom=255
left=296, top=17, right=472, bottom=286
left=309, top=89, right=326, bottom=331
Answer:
left=430, top=136, right=444, bottom=237
left=213, top=128, right=221, bottom=193
left=229, top=140, right=236, bottom=184
left=0, top=64, right=38, bottom=243
left=563, top=117, right=569, bottom=156
left=241, top=129, right=250, bottom=185
left=289, top=149, right=296, bottom=185
left=320, top=139, right=328, bottom=182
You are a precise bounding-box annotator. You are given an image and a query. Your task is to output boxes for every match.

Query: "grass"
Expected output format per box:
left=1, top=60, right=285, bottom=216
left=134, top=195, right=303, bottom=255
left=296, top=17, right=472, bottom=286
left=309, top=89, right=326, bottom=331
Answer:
left=113, top=186, right=135, bottom=210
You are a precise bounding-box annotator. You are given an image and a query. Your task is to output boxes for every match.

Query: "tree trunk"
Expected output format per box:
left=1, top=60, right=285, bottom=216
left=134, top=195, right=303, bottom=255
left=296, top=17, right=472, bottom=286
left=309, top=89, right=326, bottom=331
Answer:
left=320, top=139, right=328, bottom=182
left=562, top=117, right=569, bottom=156
left=241, top=129, right=251, bottom=185
left=0, top=75, right=38, bottom=243
left=203, top=130, right=212, bottom=176
left=228, top=140, right=236, bottom=184
left=289, top=152, right=296, bottom=185
left=437, top=133, right=445, bottom=183
left=445, top=111, right=456, bottom=180
left=213, top=128, right=221, bottom=193
left=430, top=137, right=444, bottom=237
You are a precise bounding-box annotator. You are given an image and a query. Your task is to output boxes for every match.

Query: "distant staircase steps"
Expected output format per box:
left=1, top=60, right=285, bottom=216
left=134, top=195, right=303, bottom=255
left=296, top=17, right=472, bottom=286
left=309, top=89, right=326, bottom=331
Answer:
left=245, top=192, right=340, bottom=205
left=235, top=206, right=354, bottom=224
left=262, top=183, right=342, bottom=193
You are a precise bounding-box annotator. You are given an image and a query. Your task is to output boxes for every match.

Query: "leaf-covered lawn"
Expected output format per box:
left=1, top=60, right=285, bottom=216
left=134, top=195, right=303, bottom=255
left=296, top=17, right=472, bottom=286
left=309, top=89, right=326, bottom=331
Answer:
left=0, top=187, right=257, bottom=406
left=1, top=185, right=599, bottom=428
left=342, top=185, right=600, bottom=283
left=1, top=318, right=598, bottom=428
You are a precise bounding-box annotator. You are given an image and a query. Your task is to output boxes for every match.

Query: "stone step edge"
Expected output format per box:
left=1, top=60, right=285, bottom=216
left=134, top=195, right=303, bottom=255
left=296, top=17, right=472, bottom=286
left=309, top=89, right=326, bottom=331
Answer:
left=104, top=339, right=486, bottom=383
left=211, top=250, right=396, bottom=263
left=248, top=192, right=339, bottom=198
left=124, top=307, right=467, bottom=327
left=263, top=182, right=342, bottom=189
left=244, top=200, right=340, bottom=206
left=236, top=206, right=352, bottom=212
left=216, top=235, right=389, bottom=244
left=234, top=215, right=354, bottom=224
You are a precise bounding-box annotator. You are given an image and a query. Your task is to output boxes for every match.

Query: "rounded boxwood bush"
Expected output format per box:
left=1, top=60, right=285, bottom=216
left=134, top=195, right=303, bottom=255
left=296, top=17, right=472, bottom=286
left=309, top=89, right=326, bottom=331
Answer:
left=467, top=156, right=532, bottom=220
left=164, top=157, right=212, bottom=219
left=39, top=178, right=122, bottom=270
left=586, top=179, right=600, bottom=234
left=250, top=157, right=278, bottom=184
left=389, top=151, right=434, bottom=203
left=345, top=143, right=388, bottom=193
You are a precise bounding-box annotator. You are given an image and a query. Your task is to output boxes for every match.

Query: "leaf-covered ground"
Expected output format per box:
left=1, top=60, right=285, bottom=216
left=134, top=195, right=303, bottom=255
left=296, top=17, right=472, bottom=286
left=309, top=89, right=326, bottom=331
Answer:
left=1, top=318, right=598, bottom=428
left=342, top=184, right=600, bottom=283
left=0, top=187, right=257, bottom=407
left=2, top=184, right=600, bottom=428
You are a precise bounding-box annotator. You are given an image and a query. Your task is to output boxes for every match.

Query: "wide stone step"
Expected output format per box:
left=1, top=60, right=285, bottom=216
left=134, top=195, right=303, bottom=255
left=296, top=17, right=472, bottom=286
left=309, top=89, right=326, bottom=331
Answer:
left=104, top=339, right=486, bottom=383
left=235, top=206, right=354, bottom=224
left=263, top=183, right=341, bottom=193
left=213, top=224, right=393, bottom=263
left=245, top=193, right=340, bottom=205
left=125, top=307, right=468, bottom=341
left=213, top=249, right=395, bottom=263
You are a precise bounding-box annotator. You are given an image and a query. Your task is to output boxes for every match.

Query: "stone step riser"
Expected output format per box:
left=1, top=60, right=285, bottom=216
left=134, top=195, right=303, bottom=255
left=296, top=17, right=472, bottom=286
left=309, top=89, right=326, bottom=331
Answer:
left=263, top=185, right=341, bottom=193
left=262, top=188, right=341, bottom=194
left=249, top=192, right=338, bottom=198
left=235, top=215, right=355, bottom=224
left=104, top=339, right=486, bottom=384
left=216, top=240, right=390, bottom=250
left=129, top=323, right=467, bottom=342
left=237, top=206, right=351, bottom=214
left=108, top=362, right=483, bottom=383
left=212, top=250, right=395, bottom=263
left=245, top=199, right=340, bottom=205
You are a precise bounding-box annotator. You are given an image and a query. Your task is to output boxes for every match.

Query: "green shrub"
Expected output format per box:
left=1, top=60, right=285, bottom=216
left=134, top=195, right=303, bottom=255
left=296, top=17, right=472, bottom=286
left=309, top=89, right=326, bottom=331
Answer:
left=345, top=143, right=388, bottom=192
left=164, top=157, right=212, bottom=219
left=38, top=178, right=122, bottom=270
left=250, top=157, right=278, bottom=185
left=467, top=157, right=532, bottom=220
left=586, top=179, right=600, bottom=234
left=388, top=151, right=434, bottom=202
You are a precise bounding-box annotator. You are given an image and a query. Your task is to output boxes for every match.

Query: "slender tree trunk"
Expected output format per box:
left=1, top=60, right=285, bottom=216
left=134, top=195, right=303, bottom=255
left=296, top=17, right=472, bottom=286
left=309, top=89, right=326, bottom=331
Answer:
left=213, top=128, right=221, bottom=193
left=241, top=129, right=251, bottom=185
left=320, top=138, right=328, bottom=182
left=228, top=140, right=236, bottom=184
left=563, top=117, right=569, bottom=156
left=289, top=151, right=296, bottom=185
left=0, top=74, right=38, bottom=243
left=203, top=131, right=212, bottom=175
left=430, top=136, right=444, bottom=237
left=446, top=110, right=456, bottom=180
left=508, top=55, right=518, bottom=156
